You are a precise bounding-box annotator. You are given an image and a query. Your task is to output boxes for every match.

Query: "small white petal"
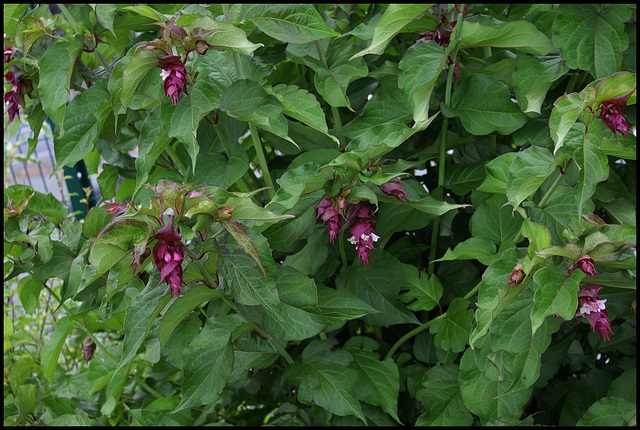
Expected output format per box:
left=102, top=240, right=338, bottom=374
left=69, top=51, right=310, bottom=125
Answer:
left=347, top=235, right=358, bottom=245
left=160, top=69, right=170, bottom=81
left=370, top=233, right=380, bottom=242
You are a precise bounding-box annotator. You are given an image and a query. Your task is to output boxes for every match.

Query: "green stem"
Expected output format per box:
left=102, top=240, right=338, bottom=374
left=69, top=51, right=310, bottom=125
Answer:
left=134, top=375, right=164, bottom=399
left=164, top=142, right=187, bottom=180
left=538, top=172, right=563, bottom=209
left=222, top=4, right=275, bottom=199
left=383, top=280, right=482, bottom=361
left=338, top=233, right=348, bottom=267
left=94, top=49, right=112, bottom=75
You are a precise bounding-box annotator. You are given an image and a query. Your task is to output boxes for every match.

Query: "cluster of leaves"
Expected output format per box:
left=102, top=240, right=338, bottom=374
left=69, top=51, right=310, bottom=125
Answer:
left=4, top=3, right=636, bottom=426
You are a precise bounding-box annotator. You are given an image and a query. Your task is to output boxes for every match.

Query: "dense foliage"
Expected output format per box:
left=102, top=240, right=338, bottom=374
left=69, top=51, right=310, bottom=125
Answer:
left=4, top=4, right=636, bottom=426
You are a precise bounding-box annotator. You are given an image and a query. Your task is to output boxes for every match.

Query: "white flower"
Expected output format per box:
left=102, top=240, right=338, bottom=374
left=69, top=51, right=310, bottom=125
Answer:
left=347, top=235, right=358, bottom=247
left=159, top=69, right=170, bottom=81
left=579, top=299, right=607, bottom=316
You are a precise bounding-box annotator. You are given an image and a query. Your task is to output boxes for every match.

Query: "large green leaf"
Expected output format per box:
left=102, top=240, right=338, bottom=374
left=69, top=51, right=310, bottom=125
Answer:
left=552, top=4, right=631, bottom=79
left=303, top=40, right=369, bottom=110
left=398, top=268, right=442, bottom=312
left=219, top=79, right=295, bottom=146
left=282, top=340, right=366, bottom=423
left=197, top=48, right=267, bottom=95
left=562, top=122, right=610, bottom=212
left=345, top=347, right=401, bottom=423
left=429, top=298, right=474, bottom=353
left=459, top=17, right=555, bottom=56
left=576, top=396, right=637, bottom=426
left=506, top=146, right=563, bottom=210
left=514, top=55, right=568, bottom=114
left=350, top=4, right=433, bottom=59
left=176, top=15, right=262, bottom=56
left=398, top=40, right=446, bottom=124
left=441, top=74, right=529, bottom=135
left=240, top=4, right=339, bottom=44
left=38, top=37, right=84, bottom=136
left=135, top=105, right=172, bottom=192
left=161, top=79, right=219, bottom=173
left=174, top=315, right=239, bottom=412
left=189, top=145, right=249, bottom=190
left=53, top=78, right=110, bottom=171
left=267, top=84, right=339, bottom=145
left=120, top=49, right=158, bottom=111
left=470, top=194, right=524, bottom=246
left=335, top=251, right=420, bottom=326
left=477, top=152, right=517, bottom=194
left=40, top=316, right=75, bottom=383
left=416, top=364, right=473, bottom=426
left=530, top=266, right=583, bottom=336
left=433, top=236, right=497, bottom=264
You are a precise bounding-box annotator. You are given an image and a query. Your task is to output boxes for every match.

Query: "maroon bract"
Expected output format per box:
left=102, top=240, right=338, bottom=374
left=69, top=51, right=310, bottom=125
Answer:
left=598, top=89, right=635, bottom=141
left=82, top=336, right=96, bottom=362
left=575, top=284, right=613, bottom=342
left=345, top=202, right=379, bottom=267
left=153, top=215, right=185, bottom=297
left=4, top=46, right=15, bottom=63
left=379, top=177, right=410, bottom=201
left=317, top=197, right=342, bottom=243
left=506, top=262, right=525, bottom=290
left=4, top=90, right=20, bottom=123
left=574, top=254, right=598, bottom=280
left=157, top=55, right=188, bottom=106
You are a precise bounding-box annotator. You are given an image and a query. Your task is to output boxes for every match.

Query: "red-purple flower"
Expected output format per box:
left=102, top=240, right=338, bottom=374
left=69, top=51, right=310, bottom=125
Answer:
left=345, top=202, right=379, bottom=267
left=575, top=284, right=613, bottom=342
left=598, top=89, right=635, bottom=141
left=379, top=177, right=410, bottom=201
left=82, top=336, right=96, bottom=362
left=157, top=55, right=188, bottom=106
left=4, top=46, right=15, bottom=63
left=317, top=197, right=342, bottom=243
left=153, top=215, right=185, bottom=297
left=573, top=254, right=598, bottom=280
left=507, top=262, right=525, bottom=289
left=4, top=89, right=20, bottom=123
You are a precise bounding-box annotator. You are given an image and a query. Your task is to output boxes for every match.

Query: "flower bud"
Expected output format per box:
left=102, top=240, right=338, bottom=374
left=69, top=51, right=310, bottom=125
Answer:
left=82, top=336, right=96, bottom=362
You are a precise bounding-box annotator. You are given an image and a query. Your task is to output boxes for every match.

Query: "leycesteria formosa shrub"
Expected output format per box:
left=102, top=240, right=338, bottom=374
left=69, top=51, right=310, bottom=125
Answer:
left=3, top=4, right=637, bottom=426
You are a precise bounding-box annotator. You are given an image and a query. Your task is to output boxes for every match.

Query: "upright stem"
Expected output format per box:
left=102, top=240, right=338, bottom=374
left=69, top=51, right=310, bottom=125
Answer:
left=222, top=4, right=275, bottom=199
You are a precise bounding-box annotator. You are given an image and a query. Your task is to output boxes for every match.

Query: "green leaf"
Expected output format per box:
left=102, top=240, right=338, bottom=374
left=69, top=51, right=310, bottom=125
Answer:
left=178, top=15, right=263, bottom=56
left=441, top=74, right=528, bottom=135
left=41, top=316, right=74, bottom=383
left=398, top=268, right=442, bottom=312
left=514, top=55, right=568, bottom=114
left=429, top=298, right=474, bottom=353
left=336, top=251, right=420, bottom=326
left=267, top=84, right=339, bottom=145
left=416, top=364, right=473, bottom=426
left=470, top=194, right=524, bottom=246
left=304, top=41, right=369, bottom=110
left=157, top=284, right=220, bottom=349
left=576, top=396, right=636, bottom=426
left=161, top=79, right=219, bottom=173
left=506, top=146, right=563, bottom=209
left=97, top=164, right=119, bottom=200
left=242, top=4, right=339, bottom=44
left=552, top=4, right=631, bottom=79
left=229, top=332, right=279, bottom=384
left=433, top=236, right=497, bottom=264
left=548, top=91, right=587, bottom=154
left=346, top=349, right=401, bottom=423
left=398, top=40, right=446, bottom=124
left=38, top=37, right=84, bottom=136
left=530, top=266, right=583, bottom=336
left=3, top=4, right=29, bottom=38
left=282, top=341, right=366, bottom=423
left=135, top=105, right=171, bottom=192
left=607, top=369, right=636, bottom=404
left=217, top=227, right=280, bottom=319
left=18, top=276, right=42, bottom=314
left=197, top=48, right=267, bottom=95
left=89, top=218, right=151, bottom=280
left=219, top=79, right=295, bottom=146
left=562, top=122, right=610, bottom=212
left=221, top=220, right=266, bottom=278
left=112, top=272, right=170, bottom=382
left=189, top=145, right=249, bottom=190
left=316, top=285, right=380, bottom=324
left=94, top=4, right=117, bottom=38
left=444, top=162, right=486, bottom=196
left=174, top=315, right=238, bottom=412
left=350, top=4, right=433, bottom=59
left=54, top=78, right=110, bottom=171
left=283, top=228, right=329, bottom=275
left=120, top=49, right=157, bottom=111
left=477, top=152, right=517, bottom=194
left=459, top=17, right=555, bottom=56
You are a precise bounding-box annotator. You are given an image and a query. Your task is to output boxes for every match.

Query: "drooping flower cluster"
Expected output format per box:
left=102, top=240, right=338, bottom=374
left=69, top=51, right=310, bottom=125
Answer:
left=598, top=89, right=635, bottom=141
left=317, top=197, right=342, bottom=243
left=4, top=57, right=33, bottom=124
left=157, top=55, right=188, bottom=106
left=568, top=254, right=598, bottom=280
left=575, top=284, right=613, bottom=342
left=346, top=202, right=379, bottom=267
left=152, top=215, right=186, bottom=297
left=379, top=177, right=410, bottom=201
